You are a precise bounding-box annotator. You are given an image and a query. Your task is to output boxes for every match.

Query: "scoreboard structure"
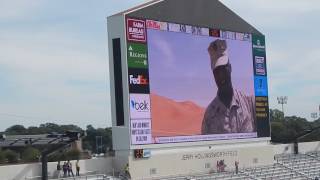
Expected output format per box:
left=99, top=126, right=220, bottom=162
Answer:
left=107, top=0, right=273, bottom=178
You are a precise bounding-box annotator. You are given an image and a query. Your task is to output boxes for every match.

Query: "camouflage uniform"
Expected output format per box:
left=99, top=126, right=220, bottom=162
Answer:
left=201, top=89, right=255, bottom=134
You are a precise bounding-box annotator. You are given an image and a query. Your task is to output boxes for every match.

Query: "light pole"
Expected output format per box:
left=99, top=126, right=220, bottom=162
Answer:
left=277, top=96, right=288, bottom=118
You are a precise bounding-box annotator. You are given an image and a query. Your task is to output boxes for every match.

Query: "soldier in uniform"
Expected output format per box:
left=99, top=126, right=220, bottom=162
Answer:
left=201, top=39, right=255, bottom=134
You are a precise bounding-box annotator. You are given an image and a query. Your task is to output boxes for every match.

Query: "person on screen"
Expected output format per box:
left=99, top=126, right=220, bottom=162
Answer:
left=201, top=39, right=255, bottom=134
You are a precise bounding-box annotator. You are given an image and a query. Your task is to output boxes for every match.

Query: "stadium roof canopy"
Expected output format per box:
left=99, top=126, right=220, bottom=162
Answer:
left=0, top=132, right=80, bottom=147
left=112, top=0, right=262, bottom=35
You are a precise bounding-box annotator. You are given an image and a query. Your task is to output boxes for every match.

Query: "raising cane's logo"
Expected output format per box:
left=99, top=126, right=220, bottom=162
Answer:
left=127, top=18, right=146, bottom=42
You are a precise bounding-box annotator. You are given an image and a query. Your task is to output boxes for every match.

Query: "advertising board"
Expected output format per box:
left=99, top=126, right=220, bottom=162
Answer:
left=126, top=18, right=270, bottom=145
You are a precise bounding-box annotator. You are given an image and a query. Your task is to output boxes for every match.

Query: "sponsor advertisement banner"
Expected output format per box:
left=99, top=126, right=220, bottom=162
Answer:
left=125, top=18, right=270, bottom=145
left=209, top=29, right=220, bottom=37
left=168, top=23, right=181, bottom=32
left=146, top=20, right=161, bottom=30
left=254, top=76, right=268, bottom=96
left=179, top=24, right=192, bottom=34
left=127, top=42, right=148, bottom=68
left=131, top=119, right=152, bottom=144
left=221, top=31, right=236, bottom=40
left=155, top=132, right=257, bottom=144
left=129, top=93, right=151, bottom=119
left=126, top=18, right=147, bottom=42
left=146, top=19, right=168, bottom=31
left=255, top=96, right=270, bottom=137
left=254, top=56, right=267, bottom=76
left=252, top=35, right=266, bottom=55
left=243, top=33, right=251, bottom=41
left=128, top=68, right=150, bottom=93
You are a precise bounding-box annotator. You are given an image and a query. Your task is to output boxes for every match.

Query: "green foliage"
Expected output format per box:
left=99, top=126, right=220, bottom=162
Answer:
left=21, top=146, right=40, bottom=162
left=48, top=149, right=80, bottom=162
left=66, top=149, right=80, bottom=160
left=271, top=109, right=320, bottom=143
left=4, top=123, right=113, bottom=161
left=83, top=125, right=112, bottom=153
left=0, top=150, right=5, bottom=163
left=5, top=123, right=83, bottom=135
left=270, top=109, right=284, bottom=122
left=4, top=149, right=19, bottom=163
left=5, top=125, right=27, bottom=135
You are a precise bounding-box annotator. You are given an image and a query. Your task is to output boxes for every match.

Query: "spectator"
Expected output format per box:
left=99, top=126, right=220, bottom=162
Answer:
left=56, top=161, right=61, bottom=178
left=76, top=160, right=80, bottom=176
left=67, top=160, right=74, bottom=177
left=235, top=161, right=239, bottom=174
left=63, top=162, right=67, bottom=177
left=124, top=163, right=131, bottom=179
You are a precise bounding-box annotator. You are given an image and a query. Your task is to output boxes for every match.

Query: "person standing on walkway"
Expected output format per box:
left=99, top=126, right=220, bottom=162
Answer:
left=76, top=160, right=80, bottom=176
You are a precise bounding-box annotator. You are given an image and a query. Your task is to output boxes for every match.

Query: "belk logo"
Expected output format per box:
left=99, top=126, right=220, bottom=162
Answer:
left=129, top=75, right=148, bottom=85
left=130, top=100, right=149, bottom=111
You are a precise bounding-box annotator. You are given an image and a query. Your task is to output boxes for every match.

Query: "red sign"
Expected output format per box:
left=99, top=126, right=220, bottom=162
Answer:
left=146, top=20, right=161, bottom=30
left=209, top=29, right=220, bottom=37
left=127, top=18, right=146, bottom=43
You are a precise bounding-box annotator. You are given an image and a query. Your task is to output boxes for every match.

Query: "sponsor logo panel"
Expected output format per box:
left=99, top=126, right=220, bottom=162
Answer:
left=255, top=96, right=270, bottom=137
left=131, top=119, right=152, bottom=145
left=146, top=20, right=168, bottom=31
left=127, top=42, right=148, bottom=68
left=221, top=31, right=236, bottom=40
left=254, top=76, right=268, bottom=96
left=200, top=28, right=209, bottom=36
left=209, top=29, right=220, bottom=37
left=252, top=35, right=266, bottom=55
left=236, top=32, right=245, bottom=41
left=159, top=22, right=168, bottom=31
left=254, top=56, right=267, bottom=76
left=128, top=68, right=150, bottom=93
left=243, top=33, right=251, bottom=41
left=168, top=23, right=180, bottom=32
left=146, top=20, right=161, bottom=30
left=126, top=18, right=146, bottom=43
left=129, top=94, right=151, bottom=119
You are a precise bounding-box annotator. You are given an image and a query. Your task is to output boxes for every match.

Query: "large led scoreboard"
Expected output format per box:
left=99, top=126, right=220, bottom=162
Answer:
left=125, top=17, right=270, bottom=145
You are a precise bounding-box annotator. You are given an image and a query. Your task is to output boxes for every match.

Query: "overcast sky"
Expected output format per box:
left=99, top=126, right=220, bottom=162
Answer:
left=0, top=0, right=319, bottom=131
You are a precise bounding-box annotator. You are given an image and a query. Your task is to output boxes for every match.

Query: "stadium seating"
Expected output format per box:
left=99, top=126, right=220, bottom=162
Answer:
left=140, top=152, right=320, bottom=180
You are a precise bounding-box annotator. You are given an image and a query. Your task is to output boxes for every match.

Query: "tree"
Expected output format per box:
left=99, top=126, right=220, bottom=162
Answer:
left=5, top=125, right=27, bottom=135
left=0, top=150, right=5, bottom=163
left=4, top=149, right=19, bottom=163
left=66, top=149, right=80, bottom=160
left=271, top=121, right=287, bottom=143
left=270, top=109, right=284, bottom=122
left=83, top=125, right=112, bottom=153
left=21, top=146, right=40, bottom=162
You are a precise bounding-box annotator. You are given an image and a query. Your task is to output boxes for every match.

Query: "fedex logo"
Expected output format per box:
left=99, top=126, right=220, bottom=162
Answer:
left=129, top=75, right=148, bottom=85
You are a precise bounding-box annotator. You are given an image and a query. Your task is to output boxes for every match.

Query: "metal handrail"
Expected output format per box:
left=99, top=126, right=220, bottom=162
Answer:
left=25, top=174, right=109, bottom=180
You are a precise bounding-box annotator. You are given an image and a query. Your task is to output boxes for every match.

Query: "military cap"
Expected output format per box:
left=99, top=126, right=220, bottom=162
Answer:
left=208, top=39, right=229, bottom=70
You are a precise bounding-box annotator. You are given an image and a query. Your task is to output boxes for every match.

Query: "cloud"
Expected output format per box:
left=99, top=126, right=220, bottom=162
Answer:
left=221, top=0, right=320, bottom=29
left=0, top=1, right=44, bottom=20
left=0, top=25, right=111, bottom=130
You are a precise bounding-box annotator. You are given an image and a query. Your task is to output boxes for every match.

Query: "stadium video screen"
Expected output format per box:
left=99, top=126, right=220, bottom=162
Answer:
left=126, top=17, right=270, bottom=145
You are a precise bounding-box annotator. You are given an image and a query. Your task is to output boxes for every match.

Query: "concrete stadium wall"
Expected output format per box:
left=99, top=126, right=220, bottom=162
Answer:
left=273, top=141, right=320, bottom=155
left=129, top=143, right=274, bottom=179
left=0, top=157, right=113, bottom=180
